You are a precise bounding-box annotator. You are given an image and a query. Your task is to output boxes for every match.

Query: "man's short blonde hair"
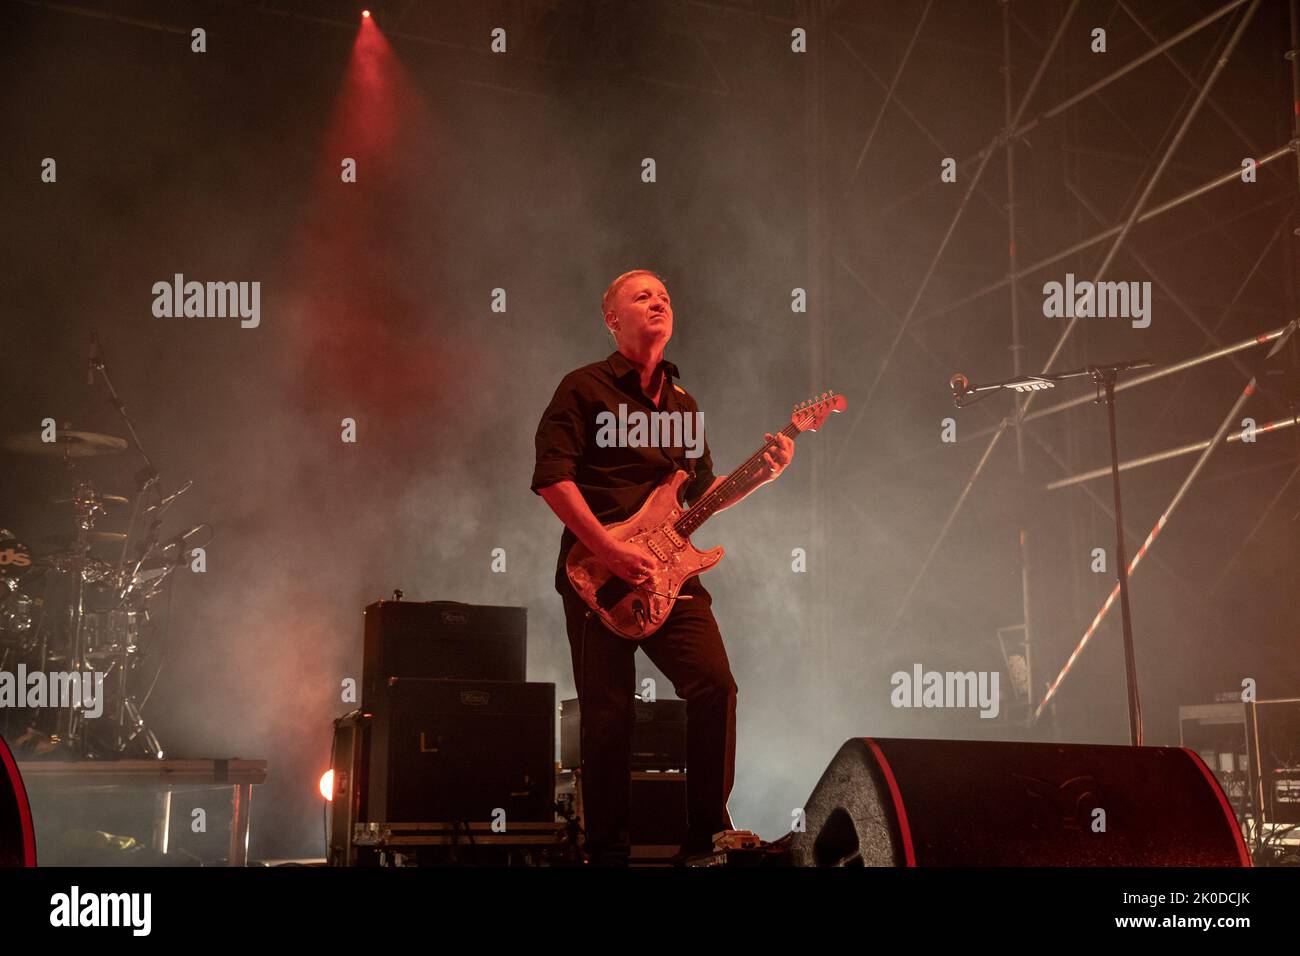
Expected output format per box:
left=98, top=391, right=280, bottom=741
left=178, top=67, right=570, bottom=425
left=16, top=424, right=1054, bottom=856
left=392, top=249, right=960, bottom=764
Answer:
left=601, top=269, right=664, bottom=318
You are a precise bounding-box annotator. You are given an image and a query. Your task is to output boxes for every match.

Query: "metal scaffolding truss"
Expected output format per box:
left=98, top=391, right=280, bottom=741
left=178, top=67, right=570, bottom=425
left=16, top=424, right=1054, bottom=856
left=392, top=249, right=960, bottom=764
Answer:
left=809, top=0, right=1298, bottom=728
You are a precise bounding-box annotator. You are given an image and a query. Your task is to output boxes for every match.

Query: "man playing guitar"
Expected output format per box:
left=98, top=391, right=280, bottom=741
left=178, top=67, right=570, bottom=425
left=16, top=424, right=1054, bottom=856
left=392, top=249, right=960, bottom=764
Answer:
left=531, top=269, right=793, bottom=866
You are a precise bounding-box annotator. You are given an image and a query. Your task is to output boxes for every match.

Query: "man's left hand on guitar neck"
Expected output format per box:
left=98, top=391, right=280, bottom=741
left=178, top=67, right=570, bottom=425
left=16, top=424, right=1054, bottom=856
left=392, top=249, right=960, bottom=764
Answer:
left=705, top=430, right=795, bottom=512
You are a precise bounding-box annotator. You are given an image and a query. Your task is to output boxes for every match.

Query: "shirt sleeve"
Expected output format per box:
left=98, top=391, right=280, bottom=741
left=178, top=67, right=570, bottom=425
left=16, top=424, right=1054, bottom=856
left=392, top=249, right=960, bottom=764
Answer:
left=531, top=374, right=588, bottom=494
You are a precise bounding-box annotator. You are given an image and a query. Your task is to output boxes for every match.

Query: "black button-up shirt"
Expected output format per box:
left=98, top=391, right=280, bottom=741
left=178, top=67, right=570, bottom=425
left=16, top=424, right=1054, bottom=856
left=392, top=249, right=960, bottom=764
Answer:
left=531, top=350, right=716, bottom=578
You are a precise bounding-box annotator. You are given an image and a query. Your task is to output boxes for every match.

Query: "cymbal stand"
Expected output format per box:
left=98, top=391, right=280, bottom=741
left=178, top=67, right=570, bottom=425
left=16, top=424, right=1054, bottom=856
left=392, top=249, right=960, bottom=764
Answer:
left=88, top=335, right=166, bottom=759
left=57, top=476, right=103, bottom=757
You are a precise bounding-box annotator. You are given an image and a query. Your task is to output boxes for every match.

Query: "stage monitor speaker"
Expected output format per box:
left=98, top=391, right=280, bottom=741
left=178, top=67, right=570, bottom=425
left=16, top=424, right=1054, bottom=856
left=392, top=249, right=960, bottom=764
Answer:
left=0, top=734, right=36, bottom=867
left=791, top=737, right=1249, bottom=867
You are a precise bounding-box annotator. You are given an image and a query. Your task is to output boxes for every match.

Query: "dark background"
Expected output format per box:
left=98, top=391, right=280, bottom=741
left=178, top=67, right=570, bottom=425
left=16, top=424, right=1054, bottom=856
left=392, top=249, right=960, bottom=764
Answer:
left=1, top=0, right=1296, bottom=860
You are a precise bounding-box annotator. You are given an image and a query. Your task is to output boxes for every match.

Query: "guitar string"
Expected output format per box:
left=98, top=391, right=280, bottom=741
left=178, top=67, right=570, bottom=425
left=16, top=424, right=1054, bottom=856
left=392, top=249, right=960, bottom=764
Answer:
left=638, top=424, right=799, bottom=601
left=674, top=419, right=802, bottom=535
left=621, top=407, right=821, bottom=604
left=684, top=421, right=801, bottom=524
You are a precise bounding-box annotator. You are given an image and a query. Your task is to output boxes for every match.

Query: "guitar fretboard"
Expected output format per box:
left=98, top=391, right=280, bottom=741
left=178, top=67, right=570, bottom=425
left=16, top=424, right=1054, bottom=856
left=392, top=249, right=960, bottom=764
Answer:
left=673, top=422, right=800, bottom=537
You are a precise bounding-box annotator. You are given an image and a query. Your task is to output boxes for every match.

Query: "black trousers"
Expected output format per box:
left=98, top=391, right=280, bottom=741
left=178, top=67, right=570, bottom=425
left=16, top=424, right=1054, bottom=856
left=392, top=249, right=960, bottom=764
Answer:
left=559, top=574, right=738, bottom=863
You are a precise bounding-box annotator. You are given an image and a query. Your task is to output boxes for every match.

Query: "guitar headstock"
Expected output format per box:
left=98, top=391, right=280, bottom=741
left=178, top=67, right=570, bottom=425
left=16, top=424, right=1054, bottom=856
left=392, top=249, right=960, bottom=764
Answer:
left=791, top=390, right=847, bottom=433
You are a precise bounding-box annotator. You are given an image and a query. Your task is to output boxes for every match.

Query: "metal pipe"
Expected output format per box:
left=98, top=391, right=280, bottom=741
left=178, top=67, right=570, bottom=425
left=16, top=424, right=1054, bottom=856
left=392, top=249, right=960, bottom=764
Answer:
left=1021, top=321, right=1293, bottom=428
left=806, top=0, right=833, bottom=743
left=1026, top=0, right=1252, bottom=135
left=1046, top=413, right=1298, bottom=489
left=834, top=0, right=1081, bottom=467
left=1021, top=421, right=1212, bottom=607
left=846, top=0, right=934, bottom=187
left=912, top=146, right=1291, bottom=328
left=1064, top=180, right=1280, bottom=382
left=1208, top=463, right=1300, bottom=593
left=876, top=0, right=1254, bottom=223
left=833, top=30, right=1042, bottom=258
left=822, top=312, right=1295, bottom=492
left=888, top=418, right=1012, bottom=633
left=1072, top=186, right=1294, bottom=448
left=1119, top=0, right=1282, bottom=187
left=1041, top=0, right=1262, bottom=373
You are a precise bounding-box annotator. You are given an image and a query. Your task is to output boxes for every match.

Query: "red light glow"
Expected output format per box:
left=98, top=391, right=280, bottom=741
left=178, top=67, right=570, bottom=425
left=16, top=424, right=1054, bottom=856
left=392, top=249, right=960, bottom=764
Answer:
left=319, top=769, right=334, bottom=801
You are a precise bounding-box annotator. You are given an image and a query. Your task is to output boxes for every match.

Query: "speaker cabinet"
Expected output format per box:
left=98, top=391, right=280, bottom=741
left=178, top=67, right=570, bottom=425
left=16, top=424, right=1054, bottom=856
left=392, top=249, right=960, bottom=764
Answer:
left=362, top=601, right=526, bottom=707
left=791, top=738, right=1249, bottom=867
left=368, top=678, right=555, bottom=825
left=559, top=697, right=687, bottom=771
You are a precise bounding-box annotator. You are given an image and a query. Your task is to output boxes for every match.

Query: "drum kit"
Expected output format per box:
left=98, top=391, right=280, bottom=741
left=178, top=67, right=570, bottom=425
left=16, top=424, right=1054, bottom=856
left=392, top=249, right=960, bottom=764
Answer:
left=1, top=336, right=205, bottom=759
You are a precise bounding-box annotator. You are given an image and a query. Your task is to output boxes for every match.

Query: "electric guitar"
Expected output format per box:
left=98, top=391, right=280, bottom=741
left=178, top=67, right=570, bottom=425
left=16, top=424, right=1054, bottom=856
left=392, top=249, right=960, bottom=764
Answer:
left=566, top=391, right=846, bottom=640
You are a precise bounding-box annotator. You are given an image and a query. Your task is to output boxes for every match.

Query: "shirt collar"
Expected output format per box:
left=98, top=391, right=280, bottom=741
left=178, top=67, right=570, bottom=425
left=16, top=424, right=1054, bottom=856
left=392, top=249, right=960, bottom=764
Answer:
left=606, top=350, right=680, bottom=383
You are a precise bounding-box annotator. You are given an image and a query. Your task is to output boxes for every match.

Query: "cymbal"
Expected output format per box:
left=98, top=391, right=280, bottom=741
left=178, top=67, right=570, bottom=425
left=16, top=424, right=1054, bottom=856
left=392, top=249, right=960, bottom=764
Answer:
left=49, top=493, right=131, bottom=507
left=2, top=430, right=128, bottom=458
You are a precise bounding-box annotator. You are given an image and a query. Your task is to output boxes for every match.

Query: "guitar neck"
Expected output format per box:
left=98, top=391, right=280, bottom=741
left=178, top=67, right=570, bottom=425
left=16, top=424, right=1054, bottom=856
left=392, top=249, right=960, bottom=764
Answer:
left=673, top=422, right=800, bottom=537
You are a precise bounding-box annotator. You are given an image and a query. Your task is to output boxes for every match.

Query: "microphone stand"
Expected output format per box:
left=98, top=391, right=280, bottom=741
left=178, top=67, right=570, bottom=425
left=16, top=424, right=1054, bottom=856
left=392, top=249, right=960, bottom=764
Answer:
left=1093, top=365, right=1142, bottom=747
left=953, top=358, right=1151, bottom=746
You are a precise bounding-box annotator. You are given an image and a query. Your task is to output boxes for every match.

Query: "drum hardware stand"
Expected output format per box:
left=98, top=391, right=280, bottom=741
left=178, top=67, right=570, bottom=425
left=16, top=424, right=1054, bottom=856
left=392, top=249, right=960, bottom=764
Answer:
left=81, top=333, right=167, bottom=760
left=54, top=470, right=100, bottom=756
left=89, top=332, right=160, bottom=578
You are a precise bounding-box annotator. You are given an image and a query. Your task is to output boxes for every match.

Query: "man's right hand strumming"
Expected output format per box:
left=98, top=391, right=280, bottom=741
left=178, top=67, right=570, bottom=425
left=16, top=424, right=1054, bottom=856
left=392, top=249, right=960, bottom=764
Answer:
left=537, top=480, right=655, bottom=585
left=595, top=537, right=655, bottom=586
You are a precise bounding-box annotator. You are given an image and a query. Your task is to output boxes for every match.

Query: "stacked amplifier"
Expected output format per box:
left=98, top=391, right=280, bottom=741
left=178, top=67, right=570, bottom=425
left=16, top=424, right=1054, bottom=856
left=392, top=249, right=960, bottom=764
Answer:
left=1179, top=696, right=1300, bottom=830
left=559, top=697, right=690, bottom=859
left=328, top=598, right=557, bottom=865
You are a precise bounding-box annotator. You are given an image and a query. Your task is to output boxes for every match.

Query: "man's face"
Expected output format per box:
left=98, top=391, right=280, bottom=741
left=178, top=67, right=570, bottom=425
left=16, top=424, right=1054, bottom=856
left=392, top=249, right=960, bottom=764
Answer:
left=608, top=275, right=673, bottom=350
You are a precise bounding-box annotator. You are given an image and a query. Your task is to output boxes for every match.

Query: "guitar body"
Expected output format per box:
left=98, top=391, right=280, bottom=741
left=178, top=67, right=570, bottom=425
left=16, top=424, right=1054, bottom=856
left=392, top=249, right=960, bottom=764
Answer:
left=566, top=470, right=723, bottom=641
left=562, top=389, right=844, bottom=641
